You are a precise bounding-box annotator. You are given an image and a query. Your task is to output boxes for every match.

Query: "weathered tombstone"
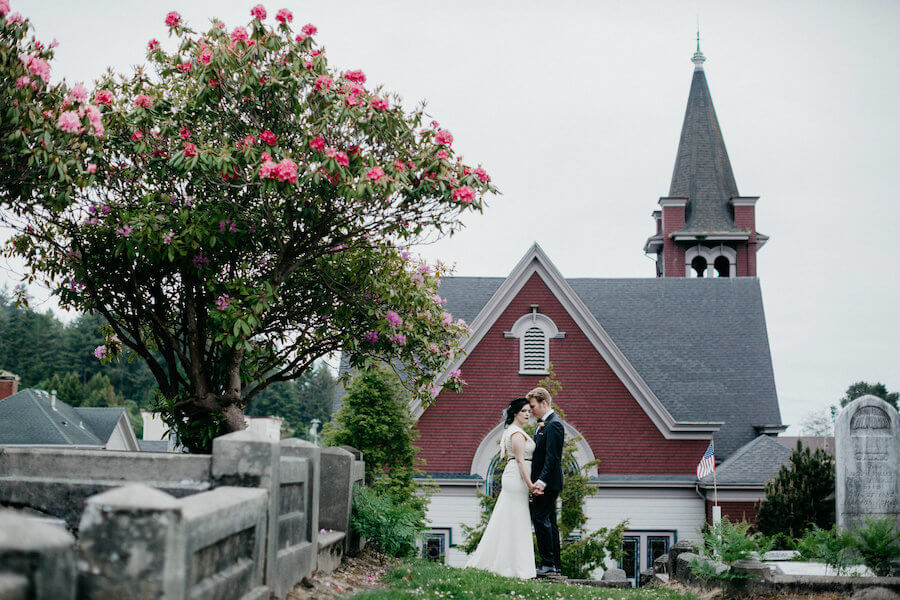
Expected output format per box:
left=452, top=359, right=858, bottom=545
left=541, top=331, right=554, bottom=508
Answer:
left=835, top=395, right=900, bottom=529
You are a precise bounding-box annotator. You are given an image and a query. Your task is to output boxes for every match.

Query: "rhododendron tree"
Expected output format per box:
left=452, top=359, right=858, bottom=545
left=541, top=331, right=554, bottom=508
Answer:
left=4, top=5, right=495, bottom=451
left=0, top=8, right=104, bottom=210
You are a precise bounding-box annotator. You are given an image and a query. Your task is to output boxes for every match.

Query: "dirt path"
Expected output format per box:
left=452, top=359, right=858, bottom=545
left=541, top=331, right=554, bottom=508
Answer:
left=286, top=549, right=398, bottom=600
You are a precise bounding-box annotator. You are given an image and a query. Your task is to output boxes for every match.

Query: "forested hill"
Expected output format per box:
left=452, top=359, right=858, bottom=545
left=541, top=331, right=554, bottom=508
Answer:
left=0, top=292, right=334, bottom=439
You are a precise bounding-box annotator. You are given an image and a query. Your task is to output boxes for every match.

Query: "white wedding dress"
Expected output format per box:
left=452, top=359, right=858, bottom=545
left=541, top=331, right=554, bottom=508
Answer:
left=465, top=424, right=536, bottom=579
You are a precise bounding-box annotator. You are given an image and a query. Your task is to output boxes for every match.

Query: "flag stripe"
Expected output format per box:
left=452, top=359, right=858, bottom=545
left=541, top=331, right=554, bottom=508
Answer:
left=696, top=442, right=715, bottom=479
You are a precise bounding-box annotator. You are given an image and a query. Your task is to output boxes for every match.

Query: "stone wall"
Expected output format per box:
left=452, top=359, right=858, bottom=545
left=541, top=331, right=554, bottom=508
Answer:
left=0, top=430, right=364, bottom=600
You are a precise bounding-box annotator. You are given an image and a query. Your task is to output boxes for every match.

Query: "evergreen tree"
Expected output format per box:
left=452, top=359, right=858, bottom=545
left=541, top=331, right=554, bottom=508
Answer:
left=322, top=367, right=425, bottom=512
left=756, top=441, right=836, bottom=540
left=245, top=363, right=335, bottom=439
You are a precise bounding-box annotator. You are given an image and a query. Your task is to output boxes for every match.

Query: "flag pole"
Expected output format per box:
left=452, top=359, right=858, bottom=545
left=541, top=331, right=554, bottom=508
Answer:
left=712, top=437, right=718, bottom=507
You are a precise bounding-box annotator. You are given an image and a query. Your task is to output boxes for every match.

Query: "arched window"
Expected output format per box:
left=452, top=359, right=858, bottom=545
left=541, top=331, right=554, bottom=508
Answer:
left=505, top=310, right=563, bottom=375
left=691, top=256, right=708, bottom=278
left=714, top=256, right=730, bottom=277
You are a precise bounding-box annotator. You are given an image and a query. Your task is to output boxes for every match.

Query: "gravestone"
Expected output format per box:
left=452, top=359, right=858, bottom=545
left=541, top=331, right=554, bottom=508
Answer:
left=835, top=395, right=900, bottom=529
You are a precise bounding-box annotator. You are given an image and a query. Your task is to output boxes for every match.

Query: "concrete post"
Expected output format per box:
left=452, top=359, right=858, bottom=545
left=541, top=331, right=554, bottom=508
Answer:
left=0, top=510, right=76, bottom=600
left=318, top=447, right=355, bottom=534
left=276, top=438, right=320, bottom=595
left=211, top=429, right=280, bottom=590
left=78, top=484, right=186, bottom=600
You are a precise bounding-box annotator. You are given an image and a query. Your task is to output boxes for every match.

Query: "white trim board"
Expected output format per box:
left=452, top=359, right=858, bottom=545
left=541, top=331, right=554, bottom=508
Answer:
left=413, top=243, right=722, bottom=440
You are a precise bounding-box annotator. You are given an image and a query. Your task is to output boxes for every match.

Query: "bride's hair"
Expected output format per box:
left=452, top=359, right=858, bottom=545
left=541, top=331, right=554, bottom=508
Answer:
left=503, top=397, right=529, bottom=427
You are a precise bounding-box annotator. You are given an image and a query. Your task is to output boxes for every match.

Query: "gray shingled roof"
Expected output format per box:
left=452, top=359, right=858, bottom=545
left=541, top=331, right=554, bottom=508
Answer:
left=701, top=434, right=791, bottom=485
left=669, top=64, right=743, bottom=235
left=433, top=276, right=780, bottom=460
left=0, top=389, right=104, bottom=446
left=75, top=407, right=125, bottom=442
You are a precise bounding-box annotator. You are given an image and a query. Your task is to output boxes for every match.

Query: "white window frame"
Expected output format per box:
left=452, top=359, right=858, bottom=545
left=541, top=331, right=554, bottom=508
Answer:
left=684, top=245, right=737, bottom=278
left=504, top=312, right=563, bottom=375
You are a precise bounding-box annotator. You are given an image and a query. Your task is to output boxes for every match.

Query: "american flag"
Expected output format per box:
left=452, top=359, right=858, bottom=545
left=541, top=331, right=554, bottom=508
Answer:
left=696, top=442, right=715, bottom=479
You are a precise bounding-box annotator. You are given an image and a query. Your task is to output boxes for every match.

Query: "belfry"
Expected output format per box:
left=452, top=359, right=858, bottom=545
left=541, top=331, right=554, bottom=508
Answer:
left=644, top=42, right=768, bottom=277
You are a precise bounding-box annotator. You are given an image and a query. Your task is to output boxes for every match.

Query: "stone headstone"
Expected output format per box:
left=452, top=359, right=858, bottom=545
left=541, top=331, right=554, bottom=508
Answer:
left=835, top=395, right=900, bottom=529
left=601, top=567, right=626, bottom=582
left=852, top=587, right=900, bottom=600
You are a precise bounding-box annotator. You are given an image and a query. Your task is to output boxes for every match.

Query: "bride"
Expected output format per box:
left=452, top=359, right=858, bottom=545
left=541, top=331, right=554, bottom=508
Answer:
left=465, top=397, right=537, bottom=579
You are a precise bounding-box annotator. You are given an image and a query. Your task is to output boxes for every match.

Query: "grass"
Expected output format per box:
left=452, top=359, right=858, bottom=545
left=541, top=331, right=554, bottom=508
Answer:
left=348, top=559, right=695, bottom=600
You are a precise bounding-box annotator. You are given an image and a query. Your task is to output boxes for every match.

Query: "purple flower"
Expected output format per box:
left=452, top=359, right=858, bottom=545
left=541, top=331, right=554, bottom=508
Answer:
left=192, top=252, right=210, bottom=269
left=441, top=312, right=452, bottom=326
left=117, top=224, right=133, bottom=237
left=101, top=205, right=111, bottom=215
left=389, top=333, right=406, bottom=346
left=162, top=230, right=174, bottom=244
left=449, top=369, right=462, bottom=379
left=365, top=331, right=378, bottom=344
left=216, top=294, right=231, bottom=310
left=431, top=294, right=445, bottom=305
left=385, top=310, right=403, bottom=328
left=94, top=345, right=107, bottom=360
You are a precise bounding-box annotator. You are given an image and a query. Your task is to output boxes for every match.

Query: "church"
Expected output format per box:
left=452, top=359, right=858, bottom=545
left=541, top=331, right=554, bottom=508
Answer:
left=345, top=44, right=789, bottom=584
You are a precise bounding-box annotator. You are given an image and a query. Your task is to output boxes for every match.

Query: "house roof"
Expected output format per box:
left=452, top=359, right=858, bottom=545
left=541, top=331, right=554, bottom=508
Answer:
left=700, top=434, right=791, bottom=486
left=75, top=407, right=126, bottom=442
left=0, top=389, right=104, bottom=446
left=668, top=52, right=744, bottom=235
left=434, top=275, right=780, bottom=459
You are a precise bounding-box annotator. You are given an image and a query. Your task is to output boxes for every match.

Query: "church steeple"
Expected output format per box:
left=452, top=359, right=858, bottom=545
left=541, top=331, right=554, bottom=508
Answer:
left=644, top=44, right=768, bottom=278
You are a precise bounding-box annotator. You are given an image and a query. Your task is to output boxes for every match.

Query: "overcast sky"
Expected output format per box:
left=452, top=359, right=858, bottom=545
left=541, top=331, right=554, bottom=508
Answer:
left=10, top=0, right=900, bottom=433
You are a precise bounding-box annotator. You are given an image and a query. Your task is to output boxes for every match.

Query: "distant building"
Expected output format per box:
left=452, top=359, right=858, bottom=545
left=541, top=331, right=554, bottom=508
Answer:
left=0, top=388, right=140, bottom=451
left=139, top=410, right=283, bottom=452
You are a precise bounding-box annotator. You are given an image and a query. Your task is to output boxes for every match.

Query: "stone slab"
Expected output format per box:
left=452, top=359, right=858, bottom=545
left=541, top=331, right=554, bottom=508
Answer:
left=0, top=510, right=76, bottom=600
left=763, top=550, right=800, bottom=561
left=768, top=561, right=875, bottom=577
left=0, top=575, right=27, bottom=600
left=316, top=531, right=346, bottom=575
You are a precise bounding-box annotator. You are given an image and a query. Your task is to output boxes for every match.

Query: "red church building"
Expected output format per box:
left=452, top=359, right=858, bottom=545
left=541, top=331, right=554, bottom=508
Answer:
left=342, top=46, right=789, bottom=583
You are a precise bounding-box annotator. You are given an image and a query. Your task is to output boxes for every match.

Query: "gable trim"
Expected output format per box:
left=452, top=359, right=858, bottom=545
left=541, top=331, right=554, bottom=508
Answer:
left=414, top=243, right=722, bottom=439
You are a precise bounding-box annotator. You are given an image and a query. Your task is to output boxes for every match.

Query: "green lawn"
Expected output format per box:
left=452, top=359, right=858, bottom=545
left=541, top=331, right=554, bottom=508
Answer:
left=349, top=560, right=695, bottom=600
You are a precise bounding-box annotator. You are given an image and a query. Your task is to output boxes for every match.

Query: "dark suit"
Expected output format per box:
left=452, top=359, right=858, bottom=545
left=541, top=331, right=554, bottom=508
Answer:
left=530, top=411, right=564, bottom=571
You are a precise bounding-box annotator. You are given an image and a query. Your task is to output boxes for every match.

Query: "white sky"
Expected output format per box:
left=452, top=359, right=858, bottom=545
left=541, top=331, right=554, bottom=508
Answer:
left=11, top=0, right=900, bottom=434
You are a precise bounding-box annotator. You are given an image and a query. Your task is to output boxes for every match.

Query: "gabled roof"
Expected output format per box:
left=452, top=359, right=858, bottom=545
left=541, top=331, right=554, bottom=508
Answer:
left=0, top=389, right=104, bottom=446
left=429, top=247, right=780, bottom=459
left=668, top=51, right=744, bottom=235
left=700, top=434, right=791, bottom=486
left=75, top=407, right=126, bottom=442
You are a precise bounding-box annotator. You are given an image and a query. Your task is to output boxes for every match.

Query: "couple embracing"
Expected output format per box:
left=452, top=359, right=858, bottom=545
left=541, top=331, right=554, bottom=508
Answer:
left=465, top=387, right=564, bottom=579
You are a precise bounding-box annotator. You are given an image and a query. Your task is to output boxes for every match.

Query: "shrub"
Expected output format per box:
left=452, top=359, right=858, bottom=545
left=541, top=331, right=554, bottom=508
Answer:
left=698, top=517, right=774, bottom=564
left=793, top=525, right=854, bottom=575
left=848, top=517, right=900, bottom=577
left=350, top=486, right=425, bottom=558
left=560, top=521, right=628, bottom=579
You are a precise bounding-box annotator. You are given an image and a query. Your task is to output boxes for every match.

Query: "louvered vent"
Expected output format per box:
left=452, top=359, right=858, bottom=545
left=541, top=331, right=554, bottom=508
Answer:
left=521, top=326, right=547, bottom=372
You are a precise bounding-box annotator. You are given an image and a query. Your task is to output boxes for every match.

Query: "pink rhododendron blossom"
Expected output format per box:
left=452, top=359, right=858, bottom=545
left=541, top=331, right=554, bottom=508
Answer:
left=371, top=97, right=389, bottom=111
left=324, top=148, right=349, bottom=167
left=474, top=167, right=490, bottom=183
left=94, top=89, right=113, bottom=105
left=449, top=369, right=462, bottom=379
left=148, top=39, right=159, bottom=50
left=179, top=126, right=191, bottom=139
left=345, top=94, right=359, bottom=107
left=389, top=333, right=407, bottom=346
left=216, top=294, right=232, bottom=310
left=428, top=343, right=439, bottom=354
left=250, top=4, right=266, bottom=20
left=86, top=163, right=97, bottom=174
left=436, top=149, right=448, bottom=160
left=259, top=130, right=277, bottom=145
left=6, top=11, right=21, bottom=24
left=230, top=27, right=249, bottom=44
left=165, top=11, right=181, bottom=27
left=301, top=23, right=317, bottom=36
left=457, top=318, right=468, bottom=329
left=276, top=8, right=293, bottom=23
left=295, top=33, right=307, bottom=43
left=259, top=157, right=278, bottom=179
left=200, top=48, right=212, bottom=64
left=385, top=310, right=403, bottom=328
left=101, top=204, right=111, bottom=215
left=275, top=158, right=298, bottom=183
left=314, top=75, right=332, bottom=92
left=343, top=69, right=366, bottom=84
left=183, top=143, right=197, bottom=157
left=310, top=49, right=321, bottom=57
left=178, top=62, right=192, bottom=73
left=309, top=136, right=325, bottom=152
left=57, top=111, right=81, bottom=133
left=435, top=129, right=453, bottom=146
left=193, top=252, right=210, bottom=268
left=19, top=54, right=50, bottom=83
left=131, top=130, right=142, bottom=142
left=162, top=230, right=174, bottom=244
left=117, top=224, right=133, bottom=237
left=134, top=94, right=152, bottom=108
left=15, top=75, right=29, bottom=89
left=94, top=345, right=107, bottom=360
left=365, top=331, right=378, bottom=344
left=215, top=20, right=225, bottom=29
left=441, top=312, right=452, bottom=326
left=393, top=160, right=406, bottom=172
left=452, top=185, right=475, bottom=204
left=367, top=166, right=386, bottom=181
left=432, top=294, right=445, bottom=305
left=0, top=0, right=9, bottom=17
left=68, top=83, right=88, bottom=103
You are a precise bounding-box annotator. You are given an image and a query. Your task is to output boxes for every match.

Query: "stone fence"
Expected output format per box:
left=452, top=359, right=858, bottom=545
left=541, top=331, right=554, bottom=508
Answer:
left=0, top=430, right=365, bottom=600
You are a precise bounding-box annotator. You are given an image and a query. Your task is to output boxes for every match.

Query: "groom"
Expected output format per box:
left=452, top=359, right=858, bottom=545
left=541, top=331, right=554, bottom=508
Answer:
left=527, top=386, right=564, bottom=574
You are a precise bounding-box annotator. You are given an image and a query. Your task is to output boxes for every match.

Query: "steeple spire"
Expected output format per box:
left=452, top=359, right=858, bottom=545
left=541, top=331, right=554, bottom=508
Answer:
left=692, top=28, right=706, bottom=70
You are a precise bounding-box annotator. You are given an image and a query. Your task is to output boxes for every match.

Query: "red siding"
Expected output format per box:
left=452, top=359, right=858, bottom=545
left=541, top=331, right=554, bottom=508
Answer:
left=416, top=273, right=709, bottom=474
left=706, top=500, right=760, bottom=525
left=733, top=205, right=757, bottom=277
left=662, top=203, right=686, bottom=277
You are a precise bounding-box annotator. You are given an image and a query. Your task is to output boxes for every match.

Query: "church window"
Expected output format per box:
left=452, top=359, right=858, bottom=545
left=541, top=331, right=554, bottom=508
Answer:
left=714, top=256, right=730, bottom=277
left=505, top=308, right=563, bottom=375
left=690, top=256, right=708, bottom=278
